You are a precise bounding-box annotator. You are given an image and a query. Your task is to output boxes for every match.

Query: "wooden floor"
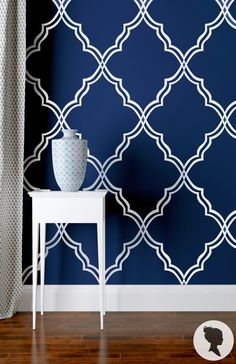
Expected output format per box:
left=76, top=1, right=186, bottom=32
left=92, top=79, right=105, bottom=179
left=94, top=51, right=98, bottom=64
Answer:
left=0, top=312, right=236, bottom=363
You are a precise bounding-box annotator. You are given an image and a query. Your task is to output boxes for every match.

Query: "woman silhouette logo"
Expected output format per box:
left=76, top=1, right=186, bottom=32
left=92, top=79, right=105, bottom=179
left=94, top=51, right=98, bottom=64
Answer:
left=193, top=320, right=234, bottom=361
left=203, top=326, right=223, bottom=357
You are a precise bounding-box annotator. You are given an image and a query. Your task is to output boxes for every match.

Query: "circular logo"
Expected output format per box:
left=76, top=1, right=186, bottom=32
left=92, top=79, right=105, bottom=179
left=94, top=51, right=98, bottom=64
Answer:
left=193, top=320, right=234, bottom=361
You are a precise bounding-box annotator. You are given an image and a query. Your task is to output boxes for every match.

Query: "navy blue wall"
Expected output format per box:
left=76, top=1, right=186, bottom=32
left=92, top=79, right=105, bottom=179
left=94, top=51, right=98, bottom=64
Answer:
left=23, top=0, right=236, bottom=285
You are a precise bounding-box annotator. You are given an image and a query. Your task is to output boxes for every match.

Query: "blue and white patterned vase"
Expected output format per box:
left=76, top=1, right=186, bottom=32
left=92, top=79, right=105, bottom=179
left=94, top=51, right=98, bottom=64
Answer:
left=52, top=129, right=87, bottom=192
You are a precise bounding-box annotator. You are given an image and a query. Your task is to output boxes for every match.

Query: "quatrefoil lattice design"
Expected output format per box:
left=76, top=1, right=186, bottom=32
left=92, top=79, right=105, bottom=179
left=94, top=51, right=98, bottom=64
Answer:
left=23, top=0, right=236, bottom=285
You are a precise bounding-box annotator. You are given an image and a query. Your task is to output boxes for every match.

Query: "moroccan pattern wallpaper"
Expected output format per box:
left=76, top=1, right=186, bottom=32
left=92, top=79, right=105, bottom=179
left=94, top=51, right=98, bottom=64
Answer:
left=23, top=0, right=236, bottom=285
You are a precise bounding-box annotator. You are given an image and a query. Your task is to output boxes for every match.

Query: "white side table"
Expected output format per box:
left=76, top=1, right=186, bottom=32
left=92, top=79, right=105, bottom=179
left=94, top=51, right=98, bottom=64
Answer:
left=28, top=190, right=107, bottom=330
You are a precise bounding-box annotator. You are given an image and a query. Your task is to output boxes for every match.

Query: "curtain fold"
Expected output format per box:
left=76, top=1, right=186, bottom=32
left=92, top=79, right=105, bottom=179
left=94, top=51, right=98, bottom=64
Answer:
left=0, top=0, right=26, bottom=319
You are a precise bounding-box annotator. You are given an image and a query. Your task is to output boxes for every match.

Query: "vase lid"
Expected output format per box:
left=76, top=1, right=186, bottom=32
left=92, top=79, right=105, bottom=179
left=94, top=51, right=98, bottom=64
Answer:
left=62, top=129, right=78, bottom=138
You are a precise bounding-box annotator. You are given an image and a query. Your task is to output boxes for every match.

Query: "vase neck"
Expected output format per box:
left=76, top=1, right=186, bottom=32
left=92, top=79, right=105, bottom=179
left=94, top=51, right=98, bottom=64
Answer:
left=62, top=129, right=78, bottom=139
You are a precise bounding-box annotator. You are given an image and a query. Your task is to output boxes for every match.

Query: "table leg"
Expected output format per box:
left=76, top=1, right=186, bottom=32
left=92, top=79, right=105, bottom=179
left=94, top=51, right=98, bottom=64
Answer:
left=32, top=222, right=39, bottom=330
left=40, top=223, right=46, bottom=316
left=97, top=222, right=104, bottom=330
left=102, top=210, right=106, bottom=317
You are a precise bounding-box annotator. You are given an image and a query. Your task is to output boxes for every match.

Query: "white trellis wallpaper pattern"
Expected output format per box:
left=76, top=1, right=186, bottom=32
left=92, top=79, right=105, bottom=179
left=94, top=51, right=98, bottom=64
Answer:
left=23, top=0, right=236, bottom=285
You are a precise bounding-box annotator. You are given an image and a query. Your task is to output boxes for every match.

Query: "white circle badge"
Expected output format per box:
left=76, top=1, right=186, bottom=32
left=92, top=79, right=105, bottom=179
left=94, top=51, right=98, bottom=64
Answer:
left=193, top=320, right=234, bottom=361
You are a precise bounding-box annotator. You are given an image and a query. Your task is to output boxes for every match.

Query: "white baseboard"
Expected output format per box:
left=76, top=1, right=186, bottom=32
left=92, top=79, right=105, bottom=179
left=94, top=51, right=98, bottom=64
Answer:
left=18, top=285, right=236, bottom=312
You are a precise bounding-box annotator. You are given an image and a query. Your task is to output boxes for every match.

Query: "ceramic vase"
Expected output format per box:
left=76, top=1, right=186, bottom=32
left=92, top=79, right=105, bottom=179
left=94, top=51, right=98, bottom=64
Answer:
left=52, top=129, right=87, bottom=192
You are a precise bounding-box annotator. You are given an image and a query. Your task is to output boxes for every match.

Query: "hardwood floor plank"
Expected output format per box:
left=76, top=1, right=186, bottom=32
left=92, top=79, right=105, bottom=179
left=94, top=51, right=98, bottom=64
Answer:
left=0, top=312, right=236, bottom=363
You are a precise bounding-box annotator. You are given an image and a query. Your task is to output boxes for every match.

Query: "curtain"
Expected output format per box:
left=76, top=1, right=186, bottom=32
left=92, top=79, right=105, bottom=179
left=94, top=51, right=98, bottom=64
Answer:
left=0, top=0, right=26, bottom=319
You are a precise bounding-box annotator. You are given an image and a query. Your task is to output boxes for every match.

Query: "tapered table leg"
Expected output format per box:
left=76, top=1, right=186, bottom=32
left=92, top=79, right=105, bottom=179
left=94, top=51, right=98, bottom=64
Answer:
left=97, top=222, right=104, bottom=330
left=102, top=200, right=106, bottom=316
left=40, top=223, right=46, bottom=316
left=32, top=222, right=39, bottom=330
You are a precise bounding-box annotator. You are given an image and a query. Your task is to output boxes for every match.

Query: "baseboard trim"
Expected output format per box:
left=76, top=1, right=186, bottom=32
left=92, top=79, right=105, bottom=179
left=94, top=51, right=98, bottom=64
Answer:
left=18, top=285, right=236, bottom=312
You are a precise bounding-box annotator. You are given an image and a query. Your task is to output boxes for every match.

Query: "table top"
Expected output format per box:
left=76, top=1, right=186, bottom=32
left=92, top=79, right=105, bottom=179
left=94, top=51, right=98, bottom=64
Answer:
left=28, top=189, right=108, bottom=198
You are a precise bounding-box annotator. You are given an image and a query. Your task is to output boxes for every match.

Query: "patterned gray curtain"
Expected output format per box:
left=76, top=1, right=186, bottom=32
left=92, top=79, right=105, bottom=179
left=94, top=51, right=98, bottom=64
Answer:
left=0, top=0, right=26, bottom=319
